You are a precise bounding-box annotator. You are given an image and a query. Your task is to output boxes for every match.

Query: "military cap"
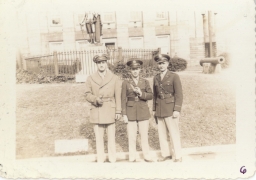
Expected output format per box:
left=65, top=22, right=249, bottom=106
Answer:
left=93, top=54, right=110, bottom=63
left=154, top=54, right=170, bottom=63
left=126, top=58, right=143, bottom=68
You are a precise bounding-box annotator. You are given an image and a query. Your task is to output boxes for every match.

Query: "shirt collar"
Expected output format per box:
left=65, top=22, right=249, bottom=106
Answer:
left=160, top=69, right=168, bottom=76
left=132, top=76, right=139, bottom=81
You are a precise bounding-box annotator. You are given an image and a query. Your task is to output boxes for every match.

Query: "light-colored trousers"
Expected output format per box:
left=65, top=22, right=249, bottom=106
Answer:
left=157, top=116, right=182, bottom=159
left=93, top=123, right=116, bottom=163
left=127, top=120, right=151, bottom=161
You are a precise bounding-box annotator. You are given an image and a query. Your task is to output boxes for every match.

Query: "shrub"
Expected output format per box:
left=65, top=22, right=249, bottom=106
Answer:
left=108, top=61, right=159, bottom=79
left=40, top=60, right=82, bottom=75
left=168, top=56, right=187, bottom=72
left=218, top=52, right=230, bottom=69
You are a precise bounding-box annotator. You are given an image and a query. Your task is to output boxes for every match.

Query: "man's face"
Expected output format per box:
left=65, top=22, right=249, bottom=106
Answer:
left=157, top=61, right=169, bottom=72
left=96, top=61, right=107, bottom=72
left=130, top=67, right=141, bottom=78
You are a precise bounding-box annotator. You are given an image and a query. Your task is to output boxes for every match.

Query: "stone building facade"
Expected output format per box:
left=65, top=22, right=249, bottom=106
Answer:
left=17, top=9, right=227, bottom=67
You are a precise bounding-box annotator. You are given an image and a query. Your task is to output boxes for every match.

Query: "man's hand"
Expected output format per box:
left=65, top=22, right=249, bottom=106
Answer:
left=96, top=97, right=103, bottom=105
left=122, top=115, right=128, bottom=124
left=115, top=113, right=121, bottom=120
left=172, top=111, right=180, bottom=118
left=134, top=87, right=142, bottom=97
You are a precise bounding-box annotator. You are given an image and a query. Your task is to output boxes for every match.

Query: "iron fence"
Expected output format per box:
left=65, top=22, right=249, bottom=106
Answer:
left=24, top=48, right=159, bottom=76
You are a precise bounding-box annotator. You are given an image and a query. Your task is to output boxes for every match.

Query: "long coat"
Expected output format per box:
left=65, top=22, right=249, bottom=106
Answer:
left=153, top=70, right=183, bottom=118
left=121, top=78, right=153, bottom=121
left=84, top=70, right=122, bottom=124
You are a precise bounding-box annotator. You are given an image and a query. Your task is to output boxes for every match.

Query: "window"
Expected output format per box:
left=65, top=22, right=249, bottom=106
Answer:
left=50, top=16, right=62, bottom=27
left=156, top=35, right=170, bottom=54
left=102, top=12, right=115, bottom=23
left=129, top=37, right=144, bottom=49
left=156, top=12, right=168, bottom=20
left=76, top=40, right=90, bottom=51
left=101, top=12, right=116, bottom=29
left=49, top=42, right=63, bottom=53
left=129, top=11, right=142, bottom=28
left=130, top=11, right=142, bottom=22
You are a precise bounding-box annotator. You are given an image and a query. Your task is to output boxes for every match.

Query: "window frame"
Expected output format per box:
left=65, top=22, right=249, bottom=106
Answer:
left=155, top=12, right=168, bottom=21
left=129, top=11, right=142, bottom=22
left=155, top=35, right=170, bottom=55
left=49, top=41, right=64, bottom=53
left=102, top=12, right=116, bottom=23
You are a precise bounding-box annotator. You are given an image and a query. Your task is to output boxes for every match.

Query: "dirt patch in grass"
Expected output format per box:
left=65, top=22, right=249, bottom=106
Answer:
left=16, top=71, right=236, bottom=159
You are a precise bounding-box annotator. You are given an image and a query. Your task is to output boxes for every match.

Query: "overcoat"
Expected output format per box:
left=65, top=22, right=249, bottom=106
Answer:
left=121, top=78, right=153, bottom=121
left=84, top=70, right=122, bottom=124
left=153, top=70, right=183, bottom=117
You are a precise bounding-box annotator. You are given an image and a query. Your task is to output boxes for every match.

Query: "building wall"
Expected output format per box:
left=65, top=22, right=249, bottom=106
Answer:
left=17, top=9, right=228, bottom=66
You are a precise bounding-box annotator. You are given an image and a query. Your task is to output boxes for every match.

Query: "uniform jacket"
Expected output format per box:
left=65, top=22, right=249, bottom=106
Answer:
left=121, top=77, right=153, bottom=121
left=153, top=70, right=183, bottom=118
left=84, top=70, right=122, bottom=124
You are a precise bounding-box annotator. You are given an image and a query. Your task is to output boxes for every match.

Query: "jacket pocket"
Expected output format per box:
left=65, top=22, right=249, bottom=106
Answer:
left=165, top=97, right=175, bottom=104
left=164, top=83, right=173, bottom=92
left=127, top=101, right=134, bottom=107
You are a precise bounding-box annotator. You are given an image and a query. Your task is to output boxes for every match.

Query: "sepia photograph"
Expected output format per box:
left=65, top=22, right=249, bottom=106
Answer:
left=0, top=0, right=255, bottom=179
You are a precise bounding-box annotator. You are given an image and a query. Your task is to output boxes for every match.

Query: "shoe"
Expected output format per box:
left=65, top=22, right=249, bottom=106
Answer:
left=144, top=159, right=154, bottom=162
left=174, top=158, right=182, bottom=162
left=157, top=156, right=172, bottom=162
left=129, top=159, right=136, bottom=162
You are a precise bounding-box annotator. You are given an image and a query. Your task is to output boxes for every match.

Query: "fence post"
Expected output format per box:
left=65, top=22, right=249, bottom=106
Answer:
left=76, top=58, right=79, bottom=74
left=118, top=47, right=123, bottom=63
left=53, top=51, right=59, bottom=76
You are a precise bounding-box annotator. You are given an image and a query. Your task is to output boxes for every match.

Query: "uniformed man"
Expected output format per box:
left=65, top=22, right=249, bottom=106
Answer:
left=152, top=54, right=183, bottom=162
left=121, top=58, right=154, bottom=162
left=84, top=54, right=122, bottom=163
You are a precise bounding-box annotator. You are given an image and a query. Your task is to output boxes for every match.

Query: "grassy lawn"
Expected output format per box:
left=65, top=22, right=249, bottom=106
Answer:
left=16, top=71, right=236, bottom=159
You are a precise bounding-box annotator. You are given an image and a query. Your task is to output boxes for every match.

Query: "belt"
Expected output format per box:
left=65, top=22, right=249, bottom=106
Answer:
left=128, top=97, right=141, bottom=102
left=101, top=97, right=113, bottom=102
left=157, top=93, right=173, bottom=99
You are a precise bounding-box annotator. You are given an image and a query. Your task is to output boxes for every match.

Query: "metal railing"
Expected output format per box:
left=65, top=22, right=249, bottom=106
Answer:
left=23, top=47, right=160, bottom=76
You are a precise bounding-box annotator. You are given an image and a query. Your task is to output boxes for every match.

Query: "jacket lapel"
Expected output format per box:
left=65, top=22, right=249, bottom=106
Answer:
left=100, top=70, right=114, bottom=88
left=128, top=78, right=137, bottom=88
left=155, top=73, right=161, bottom=84
left=161, top=70, right=170, bottom=82
left=91, top=71, right=102, bottom=86
left=137, top=77, right=143, bottom=88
